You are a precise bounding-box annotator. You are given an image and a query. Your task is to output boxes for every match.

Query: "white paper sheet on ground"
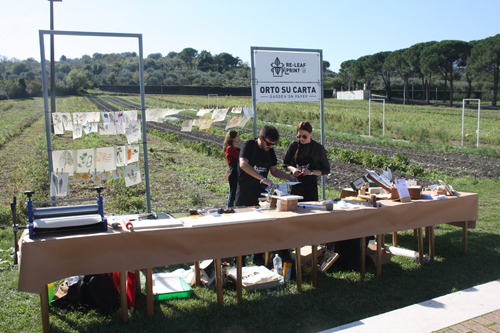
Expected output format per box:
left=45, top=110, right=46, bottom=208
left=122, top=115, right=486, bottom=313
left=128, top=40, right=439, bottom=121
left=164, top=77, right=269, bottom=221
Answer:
left=93, top=171, right=102, bottom=184
left=124, top=164, right=141, bottom=186
left=52, top=113, right=64, bottom=134
left=50, top=172, right=68, bottom=197
left=115, top=146, right=126, bottom=167
left=243, top=107, right=254, bottom=117
left=225, top=116, right=251, bottom=130
left=112, top=168, right=122, bottom=180
left=87, top=112, right=100, bottom=123
left=123, top=110, right=137, bottom=123
left=231, top=107, right=242, bottom=113
left=102, top=112, right=115, bottom=123
left=211, top=108, right=229, bottom=122
left=181, top=211, right=276, bottom=228
left=76, top=148, right=95, bottom=173
left=181, top=119, right=194, bottom=132
left=99, top=123, right=116, bottom=135
left=196, top=108, right=213, bottom=117
left=146, top=109, right=161, bottom=122
left=96, top=147, right=116, bottom=172
left=73, top=171, right=91, bottom=182
left=73, top=124, right=83, bottom=139
left=125, top=121, right=141, bottom=143
left=198, top=116, right=214, bottom=130
left=73, top=112, right=87, bottom=125
left=115, top=122, right=125, bottom=135
left=52, top=150, right=75, bottom=176
left=127, top=145, right=140, bottom=164
left=114, top=111, right=125, bottom=123
left=61, top=113, right=73, bottom=131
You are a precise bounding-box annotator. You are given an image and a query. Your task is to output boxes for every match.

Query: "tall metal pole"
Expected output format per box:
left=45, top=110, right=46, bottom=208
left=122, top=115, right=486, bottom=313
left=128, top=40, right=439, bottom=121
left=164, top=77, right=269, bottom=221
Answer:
left=49, top=0, right=61, bottom=131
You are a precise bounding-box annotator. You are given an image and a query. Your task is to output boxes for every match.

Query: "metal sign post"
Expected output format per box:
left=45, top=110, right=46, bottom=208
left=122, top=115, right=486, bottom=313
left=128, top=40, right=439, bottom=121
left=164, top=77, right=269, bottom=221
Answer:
left=461, top=99, right=481, bottom=148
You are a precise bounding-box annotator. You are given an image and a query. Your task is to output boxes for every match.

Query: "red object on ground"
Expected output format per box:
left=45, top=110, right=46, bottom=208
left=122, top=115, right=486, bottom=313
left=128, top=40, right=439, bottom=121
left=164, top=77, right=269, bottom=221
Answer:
left=112, top=271, right=136, bottom=311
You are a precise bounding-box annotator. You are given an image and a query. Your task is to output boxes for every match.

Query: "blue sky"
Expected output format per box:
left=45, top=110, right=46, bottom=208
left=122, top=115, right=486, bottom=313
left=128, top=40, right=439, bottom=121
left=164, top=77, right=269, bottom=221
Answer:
left=1, top=0, right=499, bottom=72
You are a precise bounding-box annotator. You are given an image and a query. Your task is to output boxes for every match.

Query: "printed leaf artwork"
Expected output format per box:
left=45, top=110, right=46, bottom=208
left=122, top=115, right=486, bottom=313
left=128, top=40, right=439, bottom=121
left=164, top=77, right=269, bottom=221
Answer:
left=73, top=124, right=83, bottom=139
left=102, top=112, right=115, bottom=123
left=87, top=112, right=100, bottom=123
left=52, top=113, right=64, bottom=134
left=112, top=168, right=122, bottom=180
left=212, top=108, right=229, bottom=122
left=124, top=164, right=141, bottom=187
left=52, top=150, right=75, bottom=176
left=116, top=146, right=126, bottom=167
left=73, top=112, right=87, bottom=125
left=93, top=171, right=102, bottom=185
left=123, top=110, right=138, bottom=123
left=115, top=122, right=125, bottom=135
left=181, top=119, right=194, bottom=132
left=243, top=107, right=254, bottom=117
left=196, top=108, right=213, bottom=117
left=125, top=120, right=141, bottom=143
left=96, top=147, right=116, bottom=172
left=127, top=144, right=140, bottom=164
left=61, top=113, right=73, bottom=131
left=231, top=107, right=242, bottom=114
left=225, top=116, right=251, bottom=130
left=82, top=123, right=92, bottom=135
left=99, top=123, right=116, bottom=135
left=114, top=111, right=124, bottom=123
left=145, top=109, right=161, bottom=122
left=50, top=172, right=68, bottom=197
left=101, top=170, right=113, bottom=181
left=76, top=148, right=95, bottom=173
left=73, top=172, right=91, bottom=182
left=198, top=116, right=214, bottom=130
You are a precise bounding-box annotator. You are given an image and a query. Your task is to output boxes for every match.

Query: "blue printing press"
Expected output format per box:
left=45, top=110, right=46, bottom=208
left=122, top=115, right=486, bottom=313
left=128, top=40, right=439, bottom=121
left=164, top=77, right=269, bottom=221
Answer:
left=12, top=187, right=107, bottom=263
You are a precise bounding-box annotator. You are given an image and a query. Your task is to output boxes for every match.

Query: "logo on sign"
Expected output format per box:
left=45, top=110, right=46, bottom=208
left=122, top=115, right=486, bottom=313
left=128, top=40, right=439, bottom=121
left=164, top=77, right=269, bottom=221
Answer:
left=270, top=57, right=285, bottom=77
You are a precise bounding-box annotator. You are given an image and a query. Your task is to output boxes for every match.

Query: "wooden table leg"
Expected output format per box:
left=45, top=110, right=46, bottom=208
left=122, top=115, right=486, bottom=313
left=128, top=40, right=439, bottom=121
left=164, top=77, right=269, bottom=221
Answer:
left=463, top=221, right=469, bottom=254
left=360, top=237, right=366, bottom=279
left=413, top=229, right=417, bottom=240
left=311, top=245, right=317, bottom=287
left=40, top=284, right=50, bottom=333
left=376, top=234, right=383, bottom=276
left=146, top=268, right=153, bottom=318
left=236, top=256, right=243, bottom=303
left=429, top=226, right=435, bottom=261
left=295, top=247, right=302, bottom=292
left=194, top=261, right=201, bottom=287
left=120, top=271, right=128, bottom=323
left=215, top=258, right=223, bottom=305
left=417, top=228, right=424, bottom=266
left=392, top=232, right=398, bottom=247
left=135, top=270, right=141, bottom=297
left=425, top=226, right=430, bottom=247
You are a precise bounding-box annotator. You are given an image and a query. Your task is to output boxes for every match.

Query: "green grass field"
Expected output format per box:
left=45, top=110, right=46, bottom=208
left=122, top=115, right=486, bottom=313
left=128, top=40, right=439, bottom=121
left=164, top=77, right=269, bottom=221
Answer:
left=0, top=95, right=498, bottom=332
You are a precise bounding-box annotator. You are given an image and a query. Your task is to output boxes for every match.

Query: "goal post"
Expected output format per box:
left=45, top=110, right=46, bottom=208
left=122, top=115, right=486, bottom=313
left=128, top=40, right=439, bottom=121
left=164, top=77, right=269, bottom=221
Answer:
left=461, top=99, right=481, bottom=148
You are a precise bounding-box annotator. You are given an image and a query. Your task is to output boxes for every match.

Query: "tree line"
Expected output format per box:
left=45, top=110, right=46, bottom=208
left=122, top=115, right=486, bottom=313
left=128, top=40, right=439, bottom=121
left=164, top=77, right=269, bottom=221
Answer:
left=339, top=34, right=500, bottom=106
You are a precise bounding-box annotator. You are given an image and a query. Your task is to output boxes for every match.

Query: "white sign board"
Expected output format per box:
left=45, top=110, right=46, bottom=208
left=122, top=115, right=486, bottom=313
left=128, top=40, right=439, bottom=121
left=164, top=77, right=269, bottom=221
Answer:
left=253, top=50, right=321, bottom=102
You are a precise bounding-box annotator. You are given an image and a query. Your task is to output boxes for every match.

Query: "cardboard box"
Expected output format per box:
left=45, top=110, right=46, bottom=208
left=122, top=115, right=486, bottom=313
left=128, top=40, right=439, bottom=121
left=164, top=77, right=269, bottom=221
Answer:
left=228, top=266, right=281, bottom=291
left=291, top=246, right=339, bottom=273
left=391, top=185, right=422, bottom=200
left=366, top=242, right=392, bottom=265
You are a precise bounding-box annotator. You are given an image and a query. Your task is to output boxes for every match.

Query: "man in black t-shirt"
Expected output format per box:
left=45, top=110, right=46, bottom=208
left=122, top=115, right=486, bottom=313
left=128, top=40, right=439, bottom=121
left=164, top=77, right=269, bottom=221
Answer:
left=235, top=125, right=298, bottom=207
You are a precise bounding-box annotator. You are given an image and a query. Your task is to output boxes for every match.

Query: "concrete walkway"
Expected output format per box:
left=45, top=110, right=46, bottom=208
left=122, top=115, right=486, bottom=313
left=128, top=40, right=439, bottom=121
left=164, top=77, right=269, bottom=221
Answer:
left=320, top=280, right=500, bottom=333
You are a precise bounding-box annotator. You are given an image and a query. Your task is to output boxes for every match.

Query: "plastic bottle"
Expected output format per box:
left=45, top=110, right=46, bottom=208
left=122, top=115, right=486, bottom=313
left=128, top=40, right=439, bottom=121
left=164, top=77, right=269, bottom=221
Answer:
left=273, top=253, right=283, bottom=276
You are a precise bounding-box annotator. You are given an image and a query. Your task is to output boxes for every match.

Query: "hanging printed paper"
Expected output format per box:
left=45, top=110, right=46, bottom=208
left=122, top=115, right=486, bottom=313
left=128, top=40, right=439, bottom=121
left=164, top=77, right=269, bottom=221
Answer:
left=115, top=146, right=126, bottom=167
left=61, top=113, right=73, bottom=131
left=50, top=172, right=68, bottom=197
left=127, top=145, right=140, bottom=164
left=73, top=171, right=91, bottom=182
left=243, top=107, right=254, bottom=117
left=196, top=108, right=213, bottom=117
left=145, top=109, right=161, bottom=122
left=96, top=147, right=116, bottom=172
left=101, top=170, right=113, bottom=181
left=93, top=171, right=102, bottom=185
left=73, top=112, right=87, bottom=125
left=231, top=107, right=242, bottom=114
left=112, top=168, right=122, bottom=180
left=163, top=109, right=182, bottom=116
left=52, top=150, right=75, bottom=176
left=181, top=119, right=194, bottom=132
left=82, top=123, right=92, bottom=135
left=76, top=148, right=95, bottom=173
left=124, top=164, right=141, bottom=187
left=125, top=120, right=141, bottom=143
left=73, top=124, right=83, bottom=139
left=102, top=112, right=115, bottom=123
left=198, top=116, right=214, bottom=130
left=99, top=123, right=116, bottom=135
left=52, top=113, right=64, bottom=134
left=87, top=112, right=100, bottom=123
left=225, top=116, right=251, bottom=130
left=192, top=118, right=199, bottom=126
left=114, top=111, right=125, bottom=123
left=115, top=122, right=125, bottom=135
left=123, top=110, right=137, bottom=123
left=212, top=108, right=229, bottom=122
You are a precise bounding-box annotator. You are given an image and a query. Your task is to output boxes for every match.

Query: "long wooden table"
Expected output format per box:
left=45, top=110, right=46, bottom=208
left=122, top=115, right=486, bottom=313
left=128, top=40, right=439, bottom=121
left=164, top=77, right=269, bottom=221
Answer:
left=17, top=192, right=478, bottom=332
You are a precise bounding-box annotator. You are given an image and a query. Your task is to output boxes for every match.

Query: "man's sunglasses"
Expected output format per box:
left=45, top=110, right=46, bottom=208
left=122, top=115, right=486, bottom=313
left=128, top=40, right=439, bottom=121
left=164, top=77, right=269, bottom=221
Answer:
left=262, top=137, right=276, bottom=146
left=297, top=134, right=309, bottom=139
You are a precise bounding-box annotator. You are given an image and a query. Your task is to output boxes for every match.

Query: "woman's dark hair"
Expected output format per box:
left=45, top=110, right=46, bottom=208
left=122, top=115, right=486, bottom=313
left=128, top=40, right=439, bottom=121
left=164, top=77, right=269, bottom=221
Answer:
left=295, top=121, right=313, bottom=159
left=223, top=130, right=238, bottom=151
